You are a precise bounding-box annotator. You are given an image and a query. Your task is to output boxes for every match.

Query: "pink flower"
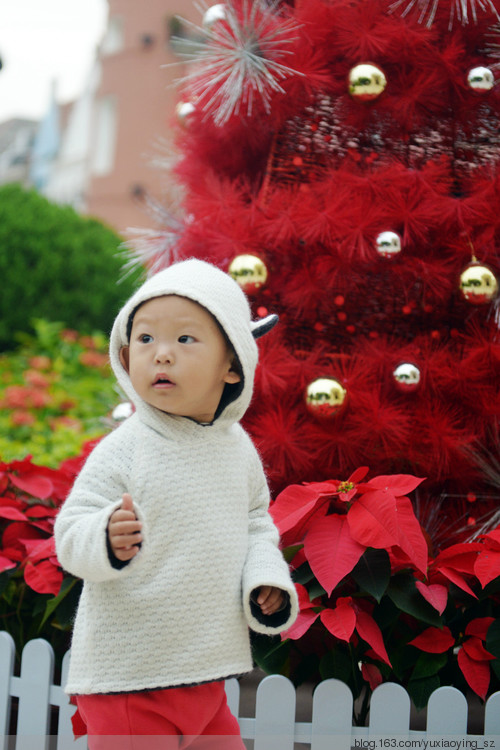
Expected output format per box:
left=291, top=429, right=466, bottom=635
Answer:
left=24, top=370, right=51, bottom=389
left=10, top=410, right=35, bottom=426
left=60, top=329, right=79, bottom=342
left=79, top=351, right=109, bottom=368
left=28, top=356, right=51, bottom=370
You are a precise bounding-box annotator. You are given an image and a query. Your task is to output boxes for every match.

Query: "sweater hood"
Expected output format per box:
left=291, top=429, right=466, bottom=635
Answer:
left=109, top=259, right=276, bottom=428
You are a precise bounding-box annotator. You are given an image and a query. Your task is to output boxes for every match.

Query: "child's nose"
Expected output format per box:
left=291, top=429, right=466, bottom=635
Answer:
left=155, top=344, right=174, bottom=363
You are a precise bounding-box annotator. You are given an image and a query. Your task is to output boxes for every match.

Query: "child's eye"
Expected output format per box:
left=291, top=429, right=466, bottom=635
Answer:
left=139, top=334, right=153, bottom=344
left=178, top=335, right=195, bottom=344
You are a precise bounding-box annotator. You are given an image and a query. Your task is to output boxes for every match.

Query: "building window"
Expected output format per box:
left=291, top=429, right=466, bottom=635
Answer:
left=101, top=15, right=124, bottom=56
left=168, top=15, right=204, bottom=56
left=92, top=96, right=117, bottom=176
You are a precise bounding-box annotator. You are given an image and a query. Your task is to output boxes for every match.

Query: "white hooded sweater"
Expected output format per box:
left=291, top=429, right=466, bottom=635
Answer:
left=54, top=259, right=298, bottom=695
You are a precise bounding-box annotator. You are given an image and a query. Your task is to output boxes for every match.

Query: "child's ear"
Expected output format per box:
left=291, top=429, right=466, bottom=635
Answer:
left=119, top=346, right=130, bottom=373
left=224, top=362, right=241, bottom=384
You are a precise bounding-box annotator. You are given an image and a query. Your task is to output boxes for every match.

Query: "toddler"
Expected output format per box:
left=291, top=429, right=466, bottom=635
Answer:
left=54, top=259, right=298, bottom=749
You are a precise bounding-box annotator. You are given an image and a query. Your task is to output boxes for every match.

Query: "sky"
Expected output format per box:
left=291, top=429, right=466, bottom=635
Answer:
left=0, top=0, right=108, bottom=123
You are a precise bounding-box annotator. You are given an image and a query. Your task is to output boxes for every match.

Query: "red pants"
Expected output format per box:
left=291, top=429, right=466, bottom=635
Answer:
left=75, top=681, right=246, bottom=750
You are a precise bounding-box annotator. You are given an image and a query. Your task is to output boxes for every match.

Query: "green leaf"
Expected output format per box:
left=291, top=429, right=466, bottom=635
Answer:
left=481, top=576, right=500, bottom=597
left=491, top=658, right=500, bottom=682
left=390, top=643, right=419, bottom=682
left=408, top=675, right=441, bottom=710
left=485, top=618, right=500, bottom=659
left=308, top=580, right=327, bottom=599
left=283, top=544, right=303, bottom=564
left=320, top=646, right=353, bottom=684
left=411, top=651, right=448, bottom=680
left=0, top=569, right=17, bottom=597
left=352, top=548, right=391, bottom=602
left=387, top=574, right=442, bottom=627
left=292, top=562, right=316, bottom=585
left=292, top=653, right=320, bottom=687
left=52, top=578, right=83, bottom=629
left=251, top=633, right=290, bottom=674
left=39, top=577, right=80, bottom=630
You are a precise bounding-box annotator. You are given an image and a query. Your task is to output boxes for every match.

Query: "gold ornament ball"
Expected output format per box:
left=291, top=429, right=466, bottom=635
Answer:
left=393, top=362, right=421, bottom=392
left=467, top=67, right=495, bottom=92
left=202, top=4, right=227, bottom=31
left=348, top=63, right=387, bottom=101
left=459, top=262, right=499, bottom=305
left=175, top=101, right=196, bottom=128
left=376, top=231, right=402, bottom=258
left=305, top=378, right=347, bottom=418
left=228, top=254, right=268, bottom=294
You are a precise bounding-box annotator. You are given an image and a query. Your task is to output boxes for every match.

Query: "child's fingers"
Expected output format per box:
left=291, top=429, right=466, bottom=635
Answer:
left=257, top=586, right=272, bottom=604
left=109, top=520, right=142, bottom=538
left=109, top=508, right=142, bottom=530
left=110, top=494, right=140, bottom=524
left=107, top=496, right=142, bottom=561
left=112, top=533, right=142, bottom=550
left=113, top=545, right=140, bottom=562
left=109, top=525, right=142, bottom=557
left=121, top=493, right=135, bottom=513
left=257, top=586, right=284, bottom=614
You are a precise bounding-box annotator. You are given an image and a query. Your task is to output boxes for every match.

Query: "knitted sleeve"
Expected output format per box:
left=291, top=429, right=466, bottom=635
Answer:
left=54, top=427, right=144, bottom=583
left=241, top=443, right=299, bottom=635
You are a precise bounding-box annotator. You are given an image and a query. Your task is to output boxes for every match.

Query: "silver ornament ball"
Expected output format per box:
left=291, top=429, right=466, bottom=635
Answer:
left=467, top=67, right=495, bottom=92
left=202, top=4, right=227, bottom=31
left=376, top=231, right=402, bottom=258
left=393, top=363, right=421, bottom=392
left=175, top=101, right=196, bottom=127
left=348, top=63, right=387, bottom=101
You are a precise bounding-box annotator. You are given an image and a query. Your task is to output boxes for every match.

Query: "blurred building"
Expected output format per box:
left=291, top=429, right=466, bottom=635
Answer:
left=0, top=118, right=38, bottom=186
left=85, top=0, right=197, bottom=232
left=0, top=0, right=199, bottom=234
left=42, top=74, right=100, bottom=213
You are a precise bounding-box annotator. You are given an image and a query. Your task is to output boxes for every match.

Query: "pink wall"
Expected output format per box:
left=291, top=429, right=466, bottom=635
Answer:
left=87, top=0, right=198, bottom=234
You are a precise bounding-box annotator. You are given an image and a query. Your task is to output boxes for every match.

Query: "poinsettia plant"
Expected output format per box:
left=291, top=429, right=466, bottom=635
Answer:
left=251, top=469, right=500, bottom=724
left=0, top=446, right=98, bottom=666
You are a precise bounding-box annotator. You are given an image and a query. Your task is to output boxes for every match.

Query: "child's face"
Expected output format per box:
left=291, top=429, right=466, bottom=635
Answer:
left=120, top=295, right=241, bottom=423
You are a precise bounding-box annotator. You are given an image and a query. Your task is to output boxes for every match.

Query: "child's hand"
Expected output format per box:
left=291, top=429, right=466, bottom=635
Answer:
left=107, top=493, right=142, bottom=561
left=255, top=586, right=285, bottom=616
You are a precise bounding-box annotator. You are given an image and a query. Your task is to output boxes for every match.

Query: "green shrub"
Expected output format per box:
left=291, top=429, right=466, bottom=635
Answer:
left=0, top=183, right=141, bottom=350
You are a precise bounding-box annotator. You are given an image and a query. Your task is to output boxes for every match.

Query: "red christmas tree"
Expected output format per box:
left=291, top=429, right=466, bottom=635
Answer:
left=127, top=0, right=500, bottom=707
left=134, top=0, right=500, bottom=542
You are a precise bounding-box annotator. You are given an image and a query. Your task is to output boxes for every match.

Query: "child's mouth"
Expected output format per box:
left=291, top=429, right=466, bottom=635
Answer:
left=153, top=374, right=174, bottom=387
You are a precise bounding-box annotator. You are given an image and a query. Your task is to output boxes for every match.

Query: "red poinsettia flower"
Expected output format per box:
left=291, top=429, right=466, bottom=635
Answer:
left=474, top=529, right=500, bottom=587
left=0, top=457, right=55, bottom=500
left=22, top=537, right=62, bottom=595
left=430, top=541, right=484, bottom=598
left=361, top=662, right=383, bottom=691
left=414, top=581, right=448, bottom=615
left=0, top=455, right=80, bottom=591
left=271, top=469, right=426, bottom=596
left=281, top=583, right=322, bottom=640
left=457, top=618, right=495, bottom=700
left=408, top=625, right=455, bottom=653
left=284, top=588, right=392, bottom=667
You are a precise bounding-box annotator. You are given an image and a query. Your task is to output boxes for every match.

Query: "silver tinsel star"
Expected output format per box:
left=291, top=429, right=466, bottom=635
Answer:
left=121, top=198, right=185, bottom=278
left=486, top=22, right=500, bottom=69
left=171, top=0, right=301, bottom=126
left=390, top=0, right=500, bottom=27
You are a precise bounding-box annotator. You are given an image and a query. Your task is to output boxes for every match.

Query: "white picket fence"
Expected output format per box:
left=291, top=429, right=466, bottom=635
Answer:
left=0, top=631, right=499, bottom=749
